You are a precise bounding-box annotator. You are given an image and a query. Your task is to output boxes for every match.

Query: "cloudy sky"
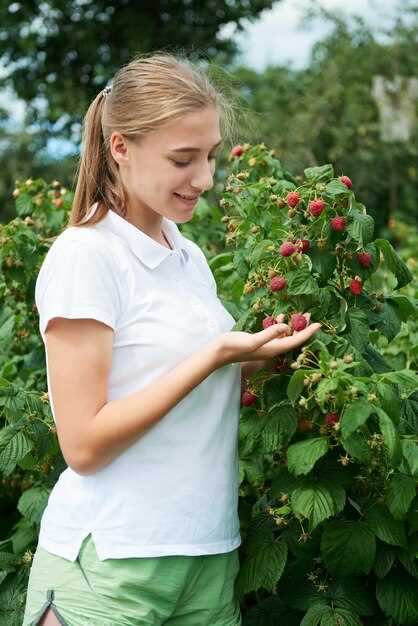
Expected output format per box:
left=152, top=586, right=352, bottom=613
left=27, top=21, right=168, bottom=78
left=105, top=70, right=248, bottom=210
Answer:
left=0, top=0, right=402, bottom=152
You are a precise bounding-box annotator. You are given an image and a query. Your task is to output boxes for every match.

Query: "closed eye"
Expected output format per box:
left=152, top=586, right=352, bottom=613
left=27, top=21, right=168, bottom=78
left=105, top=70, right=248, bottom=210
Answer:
left=171, top=155, right=217, bottom=168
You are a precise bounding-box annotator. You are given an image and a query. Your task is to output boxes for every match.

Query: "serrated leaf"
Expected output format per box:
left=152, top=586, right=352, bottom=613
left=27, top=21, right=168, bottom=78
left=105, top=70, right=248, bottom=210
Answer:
left=326, top=180, right=351, bottom=196
left=17, top=485, right=50, bottom=524
left=366, top=504, right=407, bottom=547
left=304, top=164, right=334, bottom=182
left=286, top=269, right=318, bottom=295
left=0, top=430, right=33, bottom=476
left=321, top=521, right=376, bottom=576
left=401, top=440, right=418, bottom=476
left=287, top=369, right=312, bottom=404
left=346, top=309, right=370, bottom=352
left=376, top=572, right=418, bottom=623
left=321, top=607, right=363, bottom=626
left=291, top=481, right=335, bottom=531
left=287, top=437, right=329, bottom=476
left=328, top=577, right=376, bottom=616
left=300, top=604, right=330, bottom=626
left=261, top=402, right=297, bottom=452
left=373, top=542, right=397, bottom=579
left=373, top=369, right=418, bottom=394
left=375, top=406, right=400, bottom=461
left=342, top=431, right=370, bottom=462
left=235, top=539, right=287, bottom=596
left=341, top=400, right=374, bottom=439
left=386, top=473, right=416, bottom=520
left=347, top=211, right=374, bottom=247
left=375, top=239, right=413, bottom=289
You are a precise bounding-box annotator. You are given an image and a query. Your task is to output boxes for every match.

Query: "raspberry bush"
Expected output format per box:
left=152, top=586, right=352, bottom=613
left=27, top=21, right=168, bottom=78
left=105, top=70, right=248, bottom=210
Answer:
left=213, top=144, right=418, bottom=625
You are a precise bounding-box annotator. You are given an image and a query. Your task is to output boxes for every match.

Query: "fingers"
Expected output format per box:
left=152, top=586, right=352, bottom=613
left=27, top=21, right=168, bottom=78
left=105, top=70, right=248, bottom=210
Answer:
left=284, top=323, right=322, bottom=349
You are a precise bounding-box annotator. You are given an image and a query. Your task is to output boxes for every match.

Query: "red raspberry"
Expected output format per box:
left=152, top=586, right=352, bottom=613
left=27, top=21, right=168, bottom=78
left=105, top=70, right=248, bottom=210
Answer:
left=330, top=216, right=346, bottom=232
left=340, top=175, right=352, bottom=188
left=286, top=191, right=301, bottom=208
left=298, top=418, right=314, bottom=432
left=357, top=252, right=372, bottom=268
left=279, top=242, right=296, bottom=257
left=291, top=313, right=308, bottom=332
left=262, top=315, right=278, bottom=329
left=325, top=412, right=340, bottom=426
left=349, top=278, right=362, bottom=296
left=296, top=239, right=310, bottom=253
left=309, top=199, right=325, bottom=217
left=230, top=145, right=245, bottom=157
left=242, top=390, right=257, bottom=407
left=270, top=275, right=287, bottom=291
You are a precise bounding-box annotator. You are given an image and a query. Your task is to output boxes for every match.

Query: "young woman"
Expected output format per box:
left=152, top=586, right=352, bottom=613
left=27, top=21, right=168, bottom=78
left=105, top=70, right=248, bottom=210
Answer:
left=23, top=52, right=321, bottom=626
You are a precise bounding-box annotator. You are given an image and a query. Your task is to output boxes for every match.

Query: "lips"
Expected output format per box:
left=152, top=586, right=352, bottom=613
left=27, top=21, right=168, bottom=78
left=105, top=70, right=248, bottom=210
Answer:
left=174, top=193, right=199, bottom=201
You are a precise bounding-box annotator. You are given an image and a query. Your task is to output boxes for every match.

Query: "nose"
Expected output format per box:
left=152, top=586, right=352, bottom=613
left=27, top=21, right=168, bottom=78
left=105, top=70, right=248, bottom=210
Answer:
left=190, top=161, right=214, bottom=193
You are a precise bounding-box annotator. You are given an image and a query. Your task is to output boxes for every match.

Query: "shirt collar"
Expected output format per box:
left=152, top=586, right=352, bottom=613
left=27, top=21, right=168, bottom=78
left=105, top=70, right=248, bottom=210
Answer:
left=87, top=203, right=190, bottom=269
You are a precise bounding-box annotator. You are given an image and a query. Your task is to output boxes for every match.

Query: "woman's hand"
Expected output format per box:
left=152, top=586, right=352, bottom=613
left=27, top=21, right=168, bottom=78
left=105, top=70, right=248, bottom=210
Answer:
left=215, top=313, right=321, bottom=368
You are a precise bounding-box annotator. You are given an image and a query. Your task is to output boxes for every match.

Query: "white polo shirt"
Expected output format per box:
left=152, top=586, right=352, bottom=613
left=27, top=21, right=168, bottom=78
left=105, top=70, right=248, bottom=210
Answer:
left=35, top=203, right=242, bottom=561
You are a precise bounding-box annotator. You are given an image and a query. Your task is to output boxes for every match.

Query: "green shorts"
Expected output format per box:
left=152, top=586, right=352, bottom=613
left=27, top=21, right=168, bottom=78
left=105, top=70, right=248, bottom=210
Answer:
left=22, top=533, right=242, bottom=626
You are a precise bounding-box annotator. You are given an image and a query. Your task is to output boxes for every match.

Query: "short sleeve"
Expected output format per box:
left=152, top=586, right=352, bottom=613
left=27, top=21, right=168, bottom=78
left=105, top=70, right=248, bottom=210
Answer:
left=35, top=236, right=121, bottom=339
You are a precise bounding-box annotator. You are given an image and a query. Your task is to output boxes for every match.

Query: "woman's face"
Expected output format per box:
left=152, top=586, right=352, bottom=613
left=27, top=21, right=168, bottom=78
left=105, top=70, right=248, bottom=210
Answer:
left=110, top=105, right=222, bottom=224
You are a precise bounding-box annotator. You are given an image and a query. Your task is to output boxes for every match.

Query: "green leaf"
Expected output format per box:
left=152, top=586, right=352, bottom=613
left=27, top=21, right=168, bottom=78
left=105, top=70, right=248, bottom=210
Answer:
left=375, top=406, right=400, bottom=461
left=400, top=392, right=418, bottom=435
left=321, top=521, right=376, bottom=576
left=373, top=542, right=397, bottom=579
left=261, top=402, right=297, bottom=452
left=375, top=239, right=413, bottom=289
left=366, top=504, right=407, bottom=547
left=402, top=440, right=418, bottom=476
left=0, top=429, right=33, bottom=476
left=340, top=400, right=374, bottom=439
left=388, top=295, right=417, bottom=322
left=373, top=300, right=403, bottom=341
left=346, top=309, right=369, bottom=352
left=373, top=369, right=418, bottom=394
left=362, top=344, right=392, bottom=373
left=17, top=485, right=51, bottom=525
left=310, top=245, right=337, bottom=283
left=235, top=539, right=287, bottom=596
left=347, top=211, right=375, bottom=247
left=328, top=577, right=376, bottom=616
left=386, top=473, right=417, bottom=520
left=287, top=437, right=329, bottom=476
left=304, top=164, right=334, bottom=182
left=377, top=382, right=402, bottom=424
left=300, top=604, right=330, bottom=626
left=326, top=180, right=351, bottom=196
left=249, top=239, right=276, bottom=264
left=376, top=572, right=418, bottom=624
left=207, top=251, right=233, bottom=271
left=287, top=369, right=312, bottom=404
left=286, top=269, right=319, bottom=296
left=341, top=432, right=370, bottom=462
left=321, top=608, right=363, bottom=626
left=291, top=481, right=335, bottom=531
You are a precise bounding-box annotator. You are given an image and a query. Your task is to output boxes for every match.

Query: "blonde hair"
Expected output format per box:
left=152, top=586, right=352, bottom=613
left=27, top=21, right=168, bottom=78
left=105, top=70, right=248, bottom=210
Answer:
left=66, top=50, right=241, bottom=229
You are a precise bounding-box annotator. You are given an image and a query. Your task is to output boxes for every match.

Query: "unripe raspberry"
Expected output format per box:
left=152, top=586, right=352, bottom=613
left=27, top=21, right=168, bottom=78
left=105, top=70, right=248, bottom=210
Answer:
left=340, top=175, right=352, bottom=188
left=230, top=145, right=245, bottom=157
left=243, top=282, right=255, bottom=295
left=288, top=208, right=297, bottom=218
left=330, top=216, right=346, bottom=232
left=349, top=277, right=362, bottom=296
left=343, top=354, right=354, bottom=363
left=357, top=252, right=372, bottom=268
left=309, top=198, right=325, bottom=217
left=325, top=412, right=340, bottom=426
left=286, top=191, right=301, bottom=208
left=317, top=238, right=327, bottom=249
left=242, top=390, right=257, bottom=406
left=291, top=313, right=308, bottom=332
left=270, top=275, right=287, bottom=292
left=262, top=315, right=278, bottom=329
left=279, top=242, right=296, bottom=257
left=276, top=198, right=286, bottom=209
left=248, top=157, right=257, bottom=167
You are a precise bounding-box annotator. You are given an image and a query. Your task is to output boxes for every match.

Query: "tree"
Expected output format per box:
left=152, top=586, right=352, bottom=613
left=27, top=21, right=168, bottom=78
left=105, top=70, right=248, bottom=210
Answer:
left=0, top=0, right=280, bottom=142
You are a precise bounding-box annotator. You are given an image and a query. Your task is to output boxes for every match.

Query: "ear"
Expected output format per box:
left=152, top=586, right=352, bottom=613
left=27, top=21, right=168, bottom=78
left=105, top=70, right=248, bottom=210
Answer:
left=109, top=132, right=130, bottom=166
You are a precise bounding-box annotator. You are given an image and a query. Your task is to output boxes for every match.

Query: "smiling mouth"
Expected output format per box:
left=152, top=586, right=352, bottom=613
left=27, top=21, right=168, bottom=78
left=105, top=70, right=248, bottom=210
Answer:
left=174, top=193, right=199, bottom=201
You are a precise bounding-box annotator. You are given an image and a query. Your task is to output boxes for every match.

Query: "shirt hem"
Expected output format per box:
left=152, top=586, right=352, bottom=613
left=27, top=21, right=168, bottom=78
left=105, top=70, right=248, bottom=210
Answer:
left=37, top=530, right=242, bottom=562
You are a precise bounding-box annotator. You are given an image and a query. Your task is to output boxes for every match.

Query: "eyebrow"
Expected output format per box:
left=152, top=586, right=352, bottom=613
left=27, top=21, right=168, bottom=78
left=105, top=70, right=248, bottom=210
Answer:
left=170, top=140, right=222, bottom=153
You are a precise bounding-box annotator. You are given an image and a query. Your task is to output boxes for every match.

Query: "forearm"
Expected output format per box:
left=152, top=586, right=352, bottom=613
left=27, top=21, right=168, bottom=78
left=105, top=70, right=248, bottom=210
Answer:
left=79, top=340, right=222, bottom=475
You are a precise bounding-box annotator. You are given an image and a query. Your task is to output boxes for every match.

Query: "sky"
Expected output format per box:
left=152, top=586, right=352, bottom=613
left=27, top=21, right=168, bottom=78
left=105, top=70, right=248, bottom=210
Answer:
left=0, top=0, right=402, bottom=156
